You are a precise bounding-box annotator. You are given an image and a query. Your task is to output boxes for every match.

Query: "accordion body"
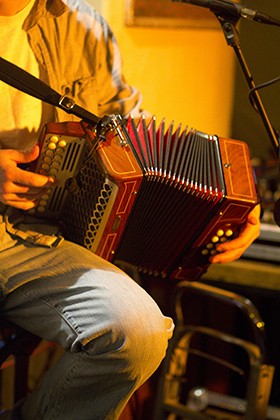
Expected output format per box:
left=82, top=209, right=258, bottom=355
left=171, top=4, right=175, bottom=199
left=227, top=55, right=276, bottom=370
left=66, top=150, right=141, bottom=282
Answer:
left=32, top=116, right=258, bottom=281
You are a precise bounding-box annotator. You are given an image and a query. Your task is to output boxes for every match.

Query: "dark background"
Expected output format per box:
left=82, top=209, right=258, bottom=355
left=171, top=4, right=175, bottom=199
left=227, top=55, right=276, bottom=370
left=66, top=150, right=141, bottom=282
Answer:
left=230, top=0, right=280, bottom=160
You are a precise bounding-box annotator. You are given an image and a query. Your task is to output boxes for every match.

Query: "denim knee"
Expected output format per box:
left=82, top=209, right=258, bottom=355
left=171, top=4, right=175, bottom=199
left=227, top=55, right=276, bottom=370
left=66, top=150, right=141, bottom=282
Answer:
left=82, top=284, right=174, bottom=385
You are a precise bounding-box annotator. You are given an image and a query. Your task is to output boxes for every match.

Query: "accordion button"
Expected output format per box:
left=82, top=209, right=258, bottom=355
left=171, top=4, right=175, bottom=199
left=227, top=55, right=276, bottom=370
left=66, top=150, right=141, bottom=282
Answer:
left=37, top=206, right=46, bottom=213
left=39, top=200, right=48, bottom=207
left=46, top=150, right=54, bottom=157
left=58, top=140, right=67, bottom=148
left=211, top=236, right=219, bottom=243
left=50, top=135, right=59, bottom=142
left=41, top=163, right=50, bottom=170
left=49, top=168, right=58, bottom=175
left=51, top=161, right=60, bottom=169
left=54, top=154, right=62, bottom=161
left=216, top=229, right=224, bottom=237
left=48, top=142, right=57, bottom=150
left=206, top=243, right=214, bottom=249
left=225, top=229, right=233, bottom=237
left=201, top=249, right=209, bottom=256
left=56, top=148, right=64, bottom=155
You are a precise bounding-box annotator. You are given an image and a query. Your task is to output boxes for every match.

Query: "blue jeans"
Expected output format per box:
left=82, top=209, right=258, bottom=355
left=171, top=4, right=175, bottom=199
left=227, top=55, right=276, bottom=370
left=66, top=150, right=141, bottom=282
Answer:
left=0, top=231, right=173, bottom=419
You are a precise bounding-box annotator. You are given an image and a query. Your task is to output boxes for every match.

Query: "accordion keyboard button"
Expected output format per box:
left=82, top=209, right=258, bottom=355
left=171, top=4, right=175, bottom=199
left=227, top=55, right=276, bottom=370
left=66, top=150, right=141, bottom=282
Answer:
left=58, top=140, right=67, bottom=148
left=49, top=135, right=59, bottom=143
left=48, top=142, right=57, bottom=150
left=49, top=168, right=58, bottom=175
left=39, top=200, right=48, bottom=207
left=211, top=236, right=219, bottom=243
left=41, top=163, right=50, bottom=170
left=54, top=154, right=62, bottom=161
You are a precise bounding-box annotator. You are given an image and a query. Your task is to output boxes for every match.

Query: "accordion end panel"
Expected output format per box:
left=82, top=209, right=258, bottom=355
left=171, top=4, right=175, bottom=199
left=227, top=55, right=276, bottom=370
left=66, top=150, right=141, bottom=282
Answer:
left=172, top=137, right=259, bottom=281
left=218, top=137, right=258, bottom=201
left=31, top=121, right=143, bottom=260
left=86, top=126, right=143, bottom=259
left=61, top=125, right=143, bottom=259
left=113, top=125, right=259, bottom=282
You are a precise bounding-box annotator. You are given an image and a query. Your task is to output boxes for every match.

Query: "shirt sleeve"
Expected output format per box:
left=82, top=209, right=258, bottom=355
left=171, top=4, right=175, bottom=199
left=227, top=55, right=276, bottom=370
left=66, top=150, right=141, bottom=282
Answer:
left=93, top=18, right=143, bottom=118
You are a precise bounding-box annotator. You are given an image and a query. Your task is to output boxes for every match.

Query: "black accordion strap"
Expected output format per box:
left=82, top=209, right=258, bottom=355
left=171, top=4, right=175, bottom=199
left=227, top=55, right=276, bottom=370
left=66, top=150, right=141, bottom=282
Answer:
left=0, top=56, right=101, bottom=126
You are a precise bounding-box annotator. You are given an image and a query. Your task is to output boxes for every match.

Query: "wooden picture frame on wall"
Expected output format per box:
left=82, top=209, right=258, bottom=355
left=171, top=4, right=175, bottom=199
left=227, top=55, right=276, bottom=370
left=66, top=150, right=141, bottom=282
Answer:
left=125, top=0, right=220, bottom=28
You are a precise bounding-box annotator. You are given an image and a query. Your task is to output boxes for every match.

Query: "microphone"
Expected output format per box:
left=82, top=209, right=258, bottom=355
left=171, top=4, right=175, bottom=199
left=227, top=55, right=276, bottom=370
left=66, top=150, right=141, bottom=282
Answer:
left=172, top=0, right=280, bottom=27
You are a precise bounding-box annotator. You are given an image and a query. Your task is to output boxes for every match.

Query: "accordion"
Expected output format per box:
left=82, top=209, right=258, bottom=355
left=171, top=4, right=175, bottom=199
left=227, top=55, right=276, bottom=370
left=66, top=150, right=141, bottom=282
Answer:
left=31, top=115, right=258, bottom=281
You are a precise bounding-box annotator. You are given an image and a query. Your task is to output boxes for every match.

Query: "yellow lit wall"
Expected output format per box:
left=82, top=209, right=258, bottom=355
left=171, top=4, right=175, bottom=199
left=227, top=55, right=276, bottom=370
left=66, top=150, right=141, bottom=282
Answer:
left=91, top=0, right=236, bottom=138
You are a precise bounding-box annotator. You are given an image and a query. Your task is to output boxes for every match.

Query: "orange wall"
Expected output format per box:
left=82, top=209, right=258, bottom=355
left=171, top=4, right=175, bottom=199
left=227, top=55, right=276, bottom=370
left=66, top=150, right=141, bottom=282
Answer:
left=93, top=0, right=236, bottom=138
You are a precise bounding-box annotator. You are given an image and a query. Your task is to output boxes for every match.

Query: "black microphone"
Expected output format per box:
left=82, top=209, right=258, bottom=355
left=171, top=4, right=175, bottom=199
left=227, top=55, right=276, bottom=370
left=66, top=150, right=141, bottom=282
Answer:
left=172, top=0, right=280, bottom=27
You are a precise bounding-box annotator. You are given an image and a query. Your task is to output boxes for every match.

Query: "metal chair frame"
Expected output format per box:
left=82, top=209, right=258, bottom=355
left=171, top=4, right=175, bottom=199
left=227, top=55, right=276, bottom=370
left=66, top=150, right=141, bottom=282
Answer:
left=153, top=281, right=275, bottom=420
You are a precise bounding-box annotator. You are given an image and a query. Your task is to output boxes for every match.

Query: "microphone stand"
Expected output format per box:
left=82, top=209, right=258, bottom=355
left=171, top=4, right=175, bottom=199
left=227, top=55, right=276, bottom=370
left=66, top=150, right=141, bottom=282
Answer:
left=214, top=12, right=279, bottom=157
left=214, top=11, right=280, bottom=225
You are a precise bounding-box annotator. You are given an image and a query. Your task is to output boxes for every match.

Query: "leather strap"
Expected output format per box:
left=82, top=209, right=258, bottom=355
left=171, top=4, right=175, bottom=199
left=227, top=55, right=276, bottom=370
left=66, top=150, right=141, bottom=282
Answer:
left=0, top=56, right=100, bottom=125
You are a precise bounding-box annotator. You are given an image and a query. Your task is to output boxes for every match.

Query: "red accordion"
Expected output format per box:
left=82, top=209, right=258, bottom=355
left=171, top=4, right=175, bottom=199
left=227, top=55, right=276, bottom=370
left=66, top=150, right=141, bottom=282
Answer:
left=32, top=115, right=258, bottom=281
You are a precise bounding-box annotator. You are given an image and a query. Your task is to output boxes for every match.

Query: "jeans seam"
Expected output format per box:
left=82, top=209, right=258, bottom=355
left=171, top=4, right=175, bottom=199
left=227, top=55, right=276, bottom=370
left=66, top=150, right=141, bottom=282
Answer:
left=49, top=353, right=83, bottom=419
left=5, top=287, right=83, bottom=346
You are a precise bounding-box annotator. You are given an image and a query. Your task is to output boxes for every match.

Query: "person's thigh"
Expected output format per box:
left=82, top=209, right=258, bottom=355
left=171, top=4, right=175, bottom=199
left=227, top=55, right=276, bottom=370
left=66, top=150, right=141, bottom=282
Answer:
left=0, top=240, right=173, bottom=351
left=0, top=240, right=174, bottom=419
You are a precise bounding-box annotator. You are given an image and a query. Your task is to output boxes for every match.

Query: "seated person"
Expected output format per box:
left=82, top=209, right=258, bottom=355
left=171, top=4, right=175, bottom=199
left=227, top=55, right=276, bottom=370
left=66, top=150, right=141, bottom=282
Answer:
left=0, top=0, right=260, bottom=419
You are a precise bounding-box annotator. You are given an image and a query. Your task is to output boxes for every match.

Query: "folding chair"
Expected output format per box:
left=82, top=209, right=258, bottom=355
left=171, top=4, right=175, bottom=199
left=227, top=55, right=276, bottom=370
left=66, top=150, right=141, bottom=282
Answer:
left=153, top=281, right=275, bottom=420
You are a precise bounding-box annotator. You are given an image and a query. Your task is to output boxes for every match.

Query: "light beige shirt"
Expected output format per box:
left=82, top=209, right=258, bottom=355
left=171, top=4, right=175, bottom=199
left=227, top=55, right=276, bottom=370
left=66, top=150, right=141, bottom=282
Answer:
left=0, top=0, right=142, bottom=151
left=0, top=0, right=54, bottom=150
left=0, top=0, right=143, bottom=248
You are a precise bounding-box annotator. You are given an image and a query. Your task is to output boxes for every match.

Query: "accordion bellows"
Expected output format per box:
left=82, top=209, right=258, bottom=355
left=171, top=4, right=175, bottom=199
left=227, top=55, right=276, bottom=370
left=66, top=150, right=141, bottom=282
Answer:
left=32, top=115, right=258, bottom=281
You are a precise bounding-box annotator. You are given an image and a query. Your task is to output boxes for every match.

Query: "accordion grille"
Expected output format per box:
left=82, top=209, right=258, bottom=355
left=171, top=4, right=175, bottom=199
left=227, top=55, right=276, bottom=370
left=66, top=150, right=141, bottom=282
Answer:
left=61, top=158, right=114, bottom=250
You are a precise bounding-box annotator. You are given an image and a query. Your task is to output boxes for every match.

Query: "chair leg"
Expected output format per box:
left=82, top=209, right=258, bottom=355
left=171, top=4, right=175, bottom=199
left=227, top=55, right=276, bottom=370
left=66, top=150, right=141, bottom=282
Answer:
left=14, top=354, right=30, bottom=403
left=0, top=324, right=41, bottom=406
left=12, top=331, right=41, bottom=404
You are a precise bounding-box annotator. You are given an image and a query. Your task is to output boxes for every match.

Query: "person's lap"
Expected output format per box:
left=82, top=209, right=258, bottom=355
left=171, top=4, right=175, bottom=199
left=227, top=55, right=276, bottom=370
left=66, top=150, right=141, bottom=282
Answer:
left=0, top=238, right=173, bottom=419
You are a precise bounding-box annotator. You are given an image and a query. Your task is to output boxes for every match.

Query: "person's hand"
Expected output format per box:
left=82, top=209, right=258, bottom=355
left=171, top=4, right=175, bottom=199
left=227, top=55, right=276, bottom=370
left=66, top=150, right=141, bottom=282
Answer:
left=0, top=145, right=55, bottom=210
left=210, top=204, right=261, bottom=264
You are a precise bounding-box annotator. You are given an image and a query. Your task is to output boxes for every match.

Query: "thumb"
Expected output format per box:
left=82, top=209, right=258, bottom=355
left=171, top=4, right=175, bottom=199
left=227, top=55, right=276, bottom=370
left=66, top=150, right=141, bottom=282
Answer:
left=15, top=144, right=40, bottom=164
left=247, top=214, right=258, bottom=225
left=247, top=204, right=261, bottom=225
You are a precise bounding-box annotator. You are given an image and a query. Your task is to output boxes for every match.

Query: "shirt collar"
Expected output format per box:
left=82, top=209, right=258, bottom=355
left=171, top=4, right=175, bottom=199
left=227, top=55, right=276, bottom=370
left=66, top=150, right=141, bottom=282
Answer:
left=23, top=0, right=68, bottom=30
